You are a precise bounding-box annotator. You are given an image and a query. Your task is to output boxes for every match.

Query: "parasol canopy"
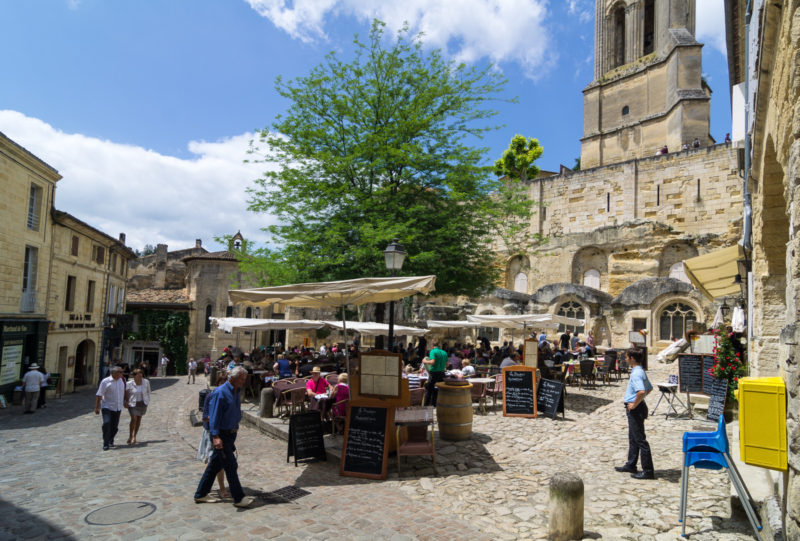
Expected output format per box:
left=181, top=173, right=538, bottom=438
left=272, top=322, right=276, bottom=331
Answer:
left=426, top=320, right=482, bottom=329
left=209, top=318, right=325, bottom=333
left=466, top=313, right=584, bottom=329
left=228, top=275, right=436, bottom=309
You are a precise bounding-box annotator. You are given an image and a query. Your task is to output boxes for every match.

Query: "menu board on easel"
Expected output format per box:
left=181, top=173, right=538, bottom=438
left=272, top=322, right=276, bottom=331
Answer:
left=502, top=366, right=537, bottom=418
left=678, top=354, right=704, bottom=393
left=706, top=378, right=728, bottom=422
left=359, top=350, right=402, bottom=398
left=340, top=402, right=390, bottom=479
left=523, top=338, right=538, bottom=368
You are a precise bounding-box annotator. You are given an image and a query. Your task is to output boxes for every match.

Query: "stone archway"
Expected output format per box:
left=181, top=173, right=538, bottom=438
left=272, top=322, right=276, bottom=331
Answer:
left=74, top=339, right=95, bottom=388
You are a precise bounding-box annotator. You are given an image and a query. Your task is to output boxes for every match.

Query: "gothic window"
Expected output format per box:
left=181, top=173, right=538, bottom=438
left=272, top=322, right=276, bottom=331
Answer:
left=612, top=5, right=626, bottom=68
left=245, top=307, right=252, bottom=318
left=204, top=304, right=213, bottom=333
left=557, top=301, right=585, bottom=335
left=669, top=262, right=690, bottom=283
left=583, top=269, right=601, bottom=289
left=659, top=303, right=696, bottom=341
left=513, top=272, right=528, bottom=294
left=643, top=0, right=655, bottom=55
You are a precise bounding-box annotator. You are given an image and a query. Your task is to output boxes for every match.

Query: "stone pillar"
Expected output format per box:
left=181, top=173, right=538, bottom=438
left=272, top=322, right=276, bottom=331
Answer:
left=548, top=472, right=584, bottom=541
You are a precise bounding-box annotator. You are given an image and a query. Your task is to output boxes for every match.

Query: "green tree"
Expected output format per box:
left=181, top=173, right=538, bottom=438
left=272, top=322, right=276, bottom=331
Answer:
left=491, top=135, right=544, bottom=256
left=247, top=20, right=520, bottom=296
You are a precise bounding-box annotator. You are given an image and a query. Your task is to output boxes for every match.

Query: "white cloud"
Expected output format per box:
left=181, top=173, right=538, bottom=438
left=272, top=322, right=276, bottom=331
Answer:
left=567, top=0, right=592, bottom=23
left=245, top=0, right=553, bottom=79
left=695, top=0, right=727, bottom=57
left=0, top=110, right=275, bottom=253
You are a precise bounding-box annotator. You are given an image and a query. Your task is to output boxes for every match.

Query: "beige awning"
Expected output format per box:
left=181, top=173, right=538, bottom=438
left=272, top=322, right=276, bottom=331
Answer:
left=683, top=245, right=744, bottom=300
left=228, top=275, right=436, bottom=309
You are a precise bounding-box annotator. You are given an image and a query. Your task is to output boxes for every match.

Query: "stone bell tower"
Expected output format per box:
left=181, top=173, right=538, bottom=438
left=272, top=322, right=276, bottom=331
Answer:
left=580, top=0, right=712, bottom=169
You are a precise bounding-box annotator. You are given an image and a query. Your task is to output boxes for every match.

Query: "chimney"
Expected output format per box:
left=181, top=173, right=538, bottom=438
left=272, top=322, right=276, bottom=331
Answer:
left=195, top=239, right=202, bottom=249
left=154, top=244, right=168, bottom=289
left=119, top=233, right=126, bottom=244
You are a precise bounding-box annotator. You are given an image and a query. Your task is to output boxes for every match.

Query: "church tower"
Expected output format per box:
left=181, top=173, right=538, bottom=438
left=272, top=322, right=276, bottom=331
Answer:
left=580, top=0, right=712, bottom=169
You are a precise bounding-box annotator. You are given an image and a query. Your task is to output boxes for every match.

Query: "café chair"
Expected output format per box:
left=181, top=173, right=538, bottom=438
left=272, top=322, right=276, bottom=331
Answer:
left=578, top=360, right=596, bottom=388
left=396, top=425, right=437, bottom=477
left=650, top=374, right=687, bottom=419
left=679, top=416, right=763, bottom=539
left=409, top=387, right=425, bottom=406
left=486, top=374, right=503, bottom=411
left=596, top=356, right=616, bottom=385
left=282, top=386, right=307, bottom=416
left=470, top=381, right=488, bottom=415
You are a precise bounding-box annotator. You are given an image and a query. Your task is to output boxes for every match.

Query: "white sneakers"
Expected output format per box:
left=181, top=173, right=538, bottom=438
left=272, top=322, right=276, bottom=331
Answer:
left=233, top=496, right=255, bottom=508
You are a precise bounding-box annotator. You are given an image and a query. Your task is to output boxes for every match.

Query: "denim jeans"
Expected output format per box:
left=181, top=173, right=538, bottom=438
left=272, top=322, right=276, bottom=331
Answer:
left=101, top=408, right=122, bottom=446
left=425, top=371, right=445, bottom=407
left=194, top=431, right=245, bottom=502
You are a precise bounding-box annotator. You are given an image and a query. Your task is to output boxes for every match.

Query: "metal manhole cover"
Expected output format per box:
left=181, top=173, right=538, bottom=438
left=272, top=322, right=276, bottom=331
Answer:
left=271, top=485, right=311, bottom=501
left=85, top=502, right=156, bottom=525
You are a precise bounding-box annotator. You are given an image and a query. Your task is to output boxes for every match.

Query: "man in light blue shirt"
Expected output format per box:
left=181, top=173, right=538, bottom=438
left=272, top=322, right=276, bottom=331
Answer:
left=615, top=348, right=655, bottom=479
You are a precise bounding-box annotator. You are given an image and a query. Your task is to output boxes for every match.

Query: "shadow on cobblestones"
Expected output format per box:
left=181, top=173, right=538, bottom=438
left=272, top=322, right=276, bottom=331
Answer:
left=0, top=498, right=76, bottom=540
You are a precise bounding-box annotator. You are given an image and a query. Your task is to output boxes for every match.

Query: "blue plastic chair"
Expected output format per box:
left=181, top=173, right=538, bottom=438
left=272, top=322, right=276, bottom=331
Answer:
left=679, top=416, right=762, bottom=538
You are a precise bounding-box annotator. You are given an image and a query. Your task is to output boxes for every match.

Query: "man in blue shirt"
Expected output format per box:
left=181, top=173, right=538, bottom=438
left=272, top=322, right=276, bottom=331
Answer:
left=615, top=348, right=655, bottom=479
left=194, top=366, right=254, bottom=507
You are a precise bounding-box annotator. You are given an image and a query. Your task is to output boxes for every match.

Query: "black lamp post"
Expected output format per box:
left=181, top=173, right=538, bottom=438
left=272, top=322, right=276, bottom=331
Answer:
left=384, top=239, right=406, bottom=352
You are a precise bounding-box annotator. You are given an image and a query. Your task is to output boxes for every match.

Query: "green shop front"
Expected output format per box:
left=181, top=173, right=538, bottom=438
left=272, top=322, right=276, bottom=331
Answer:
left=0, top=319, right=48, bottom=397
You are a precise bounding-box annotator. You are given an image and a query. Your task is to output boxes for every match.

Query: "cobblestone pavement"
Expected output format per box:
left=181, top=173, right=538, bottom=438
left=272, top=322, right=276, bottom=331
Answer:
left=0, top=362, right=759, bottom=540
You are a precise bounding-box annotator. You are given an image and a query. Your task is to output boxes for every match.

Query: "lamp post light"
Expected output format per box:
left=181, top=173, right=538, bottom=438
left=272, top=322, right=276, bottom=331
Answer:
left=384, top=239, right=406, bottom=352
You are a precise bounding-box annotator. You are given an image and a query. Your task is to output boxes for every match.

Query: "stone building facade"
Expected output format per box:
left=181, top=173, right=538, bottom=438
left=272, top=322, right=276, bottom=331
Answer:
left=724, top=0, right=800, bottom=537
left=0, top=132, right=134, bottom=396
left=420, top=0, right=742, bottom=353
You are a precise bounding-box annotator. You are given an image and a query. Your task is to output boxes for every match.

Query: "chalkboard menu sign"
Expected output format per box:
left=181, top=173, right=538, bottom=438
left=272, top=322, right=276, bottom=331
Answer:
left=503, top=366, right=537, bottom=418
left=706, top=378, right=728, bottom=422
left=702, top=356, right=716, bottom=395
left=340, top=403, right=390, bottom=479
left=537, top=378, right=565, bottom=420
left=287, top=412, right=327, bottom=466
left=678, top=354, right=704, bottom=393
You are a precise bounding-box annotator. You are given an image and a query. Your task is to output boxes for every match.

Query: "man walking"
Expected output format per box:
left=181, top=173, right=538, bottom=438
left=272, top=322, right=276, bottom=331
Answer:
left=94, top=366, right=127, bottom=450
left=187, top=358, right=197, bottom=384
left=194, top=366, right=254, bottom=508
left=614, top=348, right=655, bottom=479
left=159, top=353, right=169, bottom=377
left=22, top=364, right=44, bottom=414
left=422, top=342, right=447, bottom=407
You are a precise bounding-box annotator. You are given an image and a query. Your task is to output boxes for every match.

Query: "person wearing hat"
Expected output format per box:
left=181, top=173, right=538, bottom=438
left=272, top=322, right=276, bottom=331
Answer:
left=22, top=364, right=45, bottom=414
left=305, top=366, right=329, bottom=398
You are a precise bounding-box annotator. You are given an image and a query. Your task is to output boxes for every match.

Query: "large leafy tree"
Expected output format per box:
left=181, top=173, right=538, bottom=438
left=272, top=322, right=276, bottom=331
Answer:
left=247, top=20, right=527, bottom=296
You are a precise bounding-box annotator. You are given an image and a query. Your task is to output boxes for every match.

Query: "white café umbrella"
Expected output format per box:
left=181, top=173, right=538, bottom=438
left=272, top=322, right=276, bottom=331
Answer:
left=209, top=317, right=326, bottom=333
left=321, top=321, right=429, bottom=337
left=228, top=275, right=437, bottom=372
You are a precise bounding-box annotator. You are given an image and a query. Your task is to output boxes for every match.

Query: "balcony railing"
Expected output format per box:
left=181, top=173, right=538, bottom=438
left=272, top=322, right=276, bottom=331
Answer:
left=20, top=289, right=38, bottom=313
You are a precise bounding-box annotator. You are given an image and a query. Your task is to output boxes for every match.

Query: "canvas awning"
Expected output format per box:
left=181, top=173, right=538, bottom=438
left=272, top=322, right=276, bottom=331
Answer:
left=683, top=245, right=744, bottom=300
left=228, top=275, right=436, bottom=309
left=321, top=321, right=429, bottom=337
left=466, top=313, right=584, bottom=329
left=209, top=318, right=325, bottom=333
left=426, top=320, right=482, bottom=329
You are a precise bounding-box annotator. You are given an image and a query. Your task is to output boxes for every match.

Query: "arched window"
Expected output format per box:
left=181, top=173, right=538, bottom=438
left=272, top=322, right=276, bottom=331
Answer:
left=557, top=301, right=585, bottom=335
left=643, top=0, right=655, bottom=55
left=513, top=272, right=528, bottom=294
left=583, top=269, right=601, bottom=289
left=669, top=262, right=690, bottom=283
left=659, top=303, right=697, bottom=340
left=245, top=307, right=252, bottom=318
left=226, top=305, right=233, bottom=317
left=204, top=304, right=213, bottom=333
left=612, top=5, right=626, bottom=68
left=622, top=105, right=629, bottom=116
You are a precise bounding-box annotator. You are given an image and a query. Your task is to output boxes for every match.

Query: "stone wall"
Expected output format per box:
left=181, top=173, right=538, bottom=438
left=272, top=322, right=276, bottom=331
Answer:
left=128, top=241, right=205, bottom=290
left=185, top=257, right=241, bottom=359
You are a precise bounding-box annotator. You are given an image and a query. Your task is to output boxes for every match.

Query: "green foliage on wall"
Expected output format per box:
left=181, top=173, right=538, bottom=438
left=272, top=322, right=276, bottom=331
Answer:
left=127, top=310, right=190, bottom=374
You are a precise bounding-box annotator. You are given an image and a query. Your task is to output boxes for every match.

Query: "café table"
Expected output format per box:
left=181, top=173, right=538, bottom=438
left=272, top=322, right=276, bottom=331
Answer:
left=394, top=406, right=436, bottom=476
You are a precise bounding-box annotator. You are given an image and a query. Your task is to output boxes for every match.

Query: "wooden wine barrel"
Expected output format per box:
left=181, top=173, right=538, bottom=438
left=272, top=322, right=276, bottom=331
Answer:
left=435, top=382, right=473, bottom=441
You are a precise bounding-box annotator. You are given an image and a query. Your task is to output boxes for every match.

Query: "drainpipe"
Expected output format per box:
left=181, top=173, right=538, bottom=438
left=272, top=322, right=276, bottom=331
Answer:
left=741, top=0, right=754, bottom=358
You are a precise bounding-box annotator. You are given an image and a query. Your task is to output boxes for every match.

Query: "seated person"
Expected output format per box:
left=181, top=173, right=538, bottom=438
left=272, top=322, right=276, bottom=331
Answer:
left=273, top=355, right=294, bottom=379
left=298, top=360, right=313, bottom=377
left=306, top=366, right=330, bottom=398
left=538, top=339, right=553, bottom=360
left=500, top=353, right=520, bottom=369
left=461, top=358, right=476, bottom=377
left=448, top=351, right=462, bottom=370
left=404, top=364, right=421, bottom=389
left=330, top=373, right=350, bottom=417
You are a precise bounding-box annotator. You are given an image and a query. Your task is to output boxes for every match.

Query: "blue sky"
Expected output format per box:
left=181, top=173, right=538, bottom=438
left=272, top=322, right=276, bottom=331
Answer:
left=1, top=0, right=730, bottom=252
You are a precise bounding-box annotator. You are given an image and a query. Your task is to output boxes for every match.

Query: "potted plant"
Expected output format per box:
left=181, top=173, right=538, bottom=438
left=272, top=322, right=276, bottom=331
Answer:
left=708, top=327, right=747, bottom=420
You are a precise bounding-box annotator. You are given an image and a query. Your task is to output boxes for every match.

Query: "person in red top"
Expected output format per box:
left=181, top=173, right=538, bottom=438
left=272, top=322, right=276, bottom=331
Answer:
left=305, top=366, right=329, bottom=398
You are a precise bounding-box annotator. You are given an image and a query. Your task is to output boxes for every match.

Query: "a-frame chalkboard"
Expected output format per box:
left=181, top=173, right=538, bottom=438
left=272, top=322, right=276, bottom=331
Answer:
left=537, top=378, right=565, bottom=420
left=502, top=366, right=537, bottom=418
left=706, top=379, right=728, bottom=423
left=287, top=412, right=327, bottom=466
left=340, top=401, right=390, bottom=480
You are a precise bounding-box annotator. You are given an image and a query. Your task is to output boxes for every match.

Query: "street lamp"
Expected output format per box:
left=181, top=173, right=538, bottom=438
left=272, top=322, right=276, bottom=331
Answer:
left=384, top=239, right=406, bottom=351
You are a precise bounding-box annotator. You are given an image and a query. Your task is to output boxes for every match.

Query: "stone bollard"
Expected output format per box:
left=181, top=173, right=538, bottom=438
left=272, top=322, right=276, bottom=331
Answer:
left=548, top=472, right=584, bottom=541
left=209, top=366, right=218, bottom=386
left=259, top=387, right=275, bottom=418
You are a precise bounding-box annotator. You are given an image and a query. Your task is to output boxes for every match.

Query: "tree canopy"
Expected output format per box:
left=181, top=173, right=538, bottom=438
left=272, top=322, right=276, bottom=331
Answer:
left=247, top=20, right=533, bottom=296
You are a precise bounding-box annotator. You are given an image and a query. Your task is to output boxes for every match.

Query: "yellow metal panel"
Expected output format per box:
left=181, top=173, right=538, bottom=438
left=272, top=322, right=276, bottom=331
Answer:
left=738, top=377, right=787, bottom=471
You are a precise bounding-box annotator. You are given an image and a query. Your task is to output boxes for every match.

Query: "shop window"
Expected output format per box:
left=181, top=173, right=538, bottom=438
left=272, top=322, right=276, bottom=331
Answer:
left=557, top=301, right=585, bottom=334
left=659, top=303, right=696, bottom=341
